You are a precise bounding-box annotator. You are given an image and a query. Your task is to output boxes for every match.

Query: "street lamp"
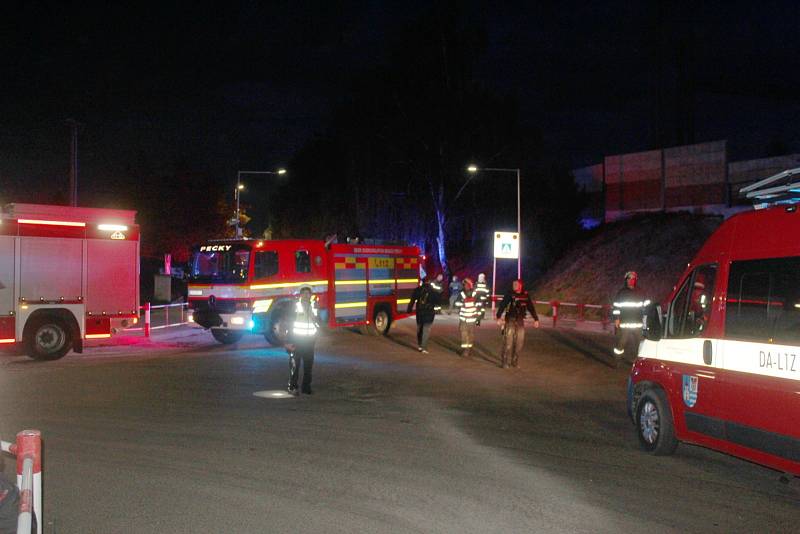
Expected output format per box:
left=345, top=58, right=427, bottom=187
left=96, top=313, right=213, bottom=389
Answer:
left=466, top=165, right=522, bottom=278
left=235, top=169, right=287, bottom=238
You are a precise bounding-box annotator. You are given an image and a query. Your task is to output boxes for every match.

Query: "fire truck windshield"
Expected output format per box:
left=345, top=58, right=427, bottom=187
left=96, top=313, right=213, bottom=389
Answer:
left=190, top=245, right=251, bottom=283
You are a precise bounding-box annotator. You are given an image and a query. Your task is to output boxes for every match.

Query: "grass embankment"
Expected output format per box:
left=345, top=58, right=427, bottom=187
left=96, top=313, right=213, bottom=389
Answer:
left=532, top=213, right=723, bottom=316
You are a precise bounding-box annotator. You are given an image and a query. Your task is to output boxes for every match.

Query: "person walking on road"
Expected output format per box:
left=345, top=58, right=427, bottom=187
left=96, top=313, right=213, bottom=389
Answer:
left=612, top=271, right=648, bottom=367
left=448, top=275, right=462, bottom=314
left=407, top=276, right=439, bottom=353
left=496, top=279, right=539, bottom=369
left=430, top=273, right=445, bottom=314
left=454, top=278, right=480, bottom=357
left=475, top=273, right=491, bottom=326
left=286, top=286, right=321, bottom=395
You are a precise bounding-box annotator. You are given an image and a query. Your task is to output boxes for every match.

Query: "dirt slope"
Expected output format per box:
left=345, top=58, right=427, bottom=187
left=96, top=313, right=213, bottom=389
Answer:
left=532, top=213, right=723, bottom=306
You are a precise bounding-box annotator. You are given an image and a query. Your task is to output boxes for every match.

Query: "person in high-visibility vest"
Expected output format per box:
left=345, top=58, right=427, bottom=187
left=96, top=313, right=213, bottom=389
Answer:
left=454, top=278, right=480, bottom=357
left=612, top=271, right=649, bottom=367
left=474, top=273, right=491, bottom=326
left=286, top=286, right=321, bottom=395
left=430, top=273, right=445, bottom=314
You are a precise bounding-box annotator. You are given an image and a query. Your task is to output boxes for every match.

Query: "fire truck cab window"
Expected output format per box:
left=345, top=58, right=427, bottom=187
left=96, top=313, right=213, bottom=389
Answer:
left=254, top=251, right=279, bottom=279
left=726, top=257, right=800, bottom=344
left=190, top=246, right=250, bottom=283
left=295, top=250, right=311, bottom=273
left=667, top=264, right=717, bottom=338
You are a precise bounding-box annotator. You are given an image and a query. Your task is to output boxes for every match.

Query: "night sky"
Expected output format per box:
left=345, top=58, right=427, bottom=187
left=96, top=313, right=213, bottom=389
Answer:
left=2, top=1, right=799, bottom=206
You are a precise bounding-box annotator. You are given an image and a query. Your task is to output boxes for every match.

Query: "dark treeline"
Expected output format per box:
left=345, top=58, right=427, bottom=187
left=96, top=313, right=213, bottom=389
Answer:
left=270, top=5, right=584, bottom=279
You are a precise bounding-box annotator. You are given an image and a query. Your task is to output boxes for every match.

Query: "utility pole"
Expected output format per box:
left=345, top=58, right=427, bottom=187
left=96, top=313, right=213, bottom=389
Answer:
left=66, top=119, right=81, bottom=206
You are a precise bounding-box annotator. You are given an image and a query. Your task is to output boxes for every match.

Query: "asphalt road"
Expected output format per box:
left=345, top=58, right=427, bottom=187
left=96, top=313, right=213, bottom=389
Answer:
left=1, top=318, right=798, bottom=533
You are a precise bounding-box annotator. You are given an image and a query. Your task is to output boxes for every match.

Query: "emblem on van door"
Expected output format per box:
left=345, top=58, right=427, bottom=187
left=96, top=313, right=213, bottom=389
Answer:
left=682, top=375, right=699, bottom=408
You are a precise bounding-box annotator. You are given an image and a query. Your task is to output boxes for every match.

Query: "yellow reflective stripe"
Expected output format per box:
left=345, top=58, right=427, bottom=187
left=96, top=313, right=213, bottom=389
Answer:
left=369, top=279, right=396, bottom=284
left=396, top=298, right=410, bottom=304
left=250, top=280, right=328, bottom=290
left=335, top=280, right=367, bottom=285
left=335, top=302, right=367, bottom=309
left=395, top=278, right=418, bottom=284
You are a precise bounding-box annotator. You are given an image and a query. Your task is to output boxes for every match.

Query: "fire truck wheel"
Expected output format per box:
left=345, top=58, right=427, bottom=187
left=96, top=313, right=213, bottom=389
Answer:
left=25, top=315, right=72, bottom=360
left=264, top=309, right=290, bottom=346
left=369, top=307, right=392, bottom=336
left=211, top=329, right=244, bottom=344
left=635, top=388, right=678, bottom=456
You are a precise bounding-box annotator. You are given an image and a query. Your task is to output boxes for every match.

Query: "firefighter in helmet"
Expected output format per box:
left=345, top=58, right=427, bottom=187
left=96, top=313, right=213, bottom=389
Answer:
left=496, top=279, right=540, bottom=368
left=474, top=273, right=491, bottom=326
left=454, top=277, right=480, bottom=357
left=612, top=271, right=649, bottom=367
left=286, top=286, right=321, bottom=395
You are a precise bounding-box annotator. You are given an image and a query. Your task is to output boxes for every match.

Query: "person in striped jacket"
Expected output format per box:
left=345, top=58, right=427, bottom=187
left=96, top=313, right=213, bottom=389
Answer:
left=454, top=278, right=480, bottom=357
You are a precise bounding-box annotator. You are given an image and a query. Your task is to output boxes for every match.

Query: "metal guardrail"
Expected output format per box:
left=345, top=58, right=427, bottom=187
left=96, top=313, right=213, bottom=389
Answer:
left=125, top=302, right=190, bottom=337
left=490, top=295, right=612, bottom=330
left=1, top=430, right=42, bottom=534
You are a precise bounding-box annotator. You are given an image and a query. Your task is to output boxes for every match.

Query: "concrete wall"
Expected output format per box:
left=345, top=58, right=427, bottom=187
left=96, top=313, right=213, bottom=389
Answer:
left=576, top=141, right=800, bottom=223
left=604, top=149, right=663, bottom=213
left=663, top=140, right=727, bottom=208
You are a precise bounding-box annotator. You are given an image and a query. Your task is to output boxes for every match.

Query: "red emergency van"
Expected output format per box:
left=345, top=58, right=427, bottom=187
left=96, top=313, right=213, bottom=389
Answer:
left=629, top=202, right=800, bottom=475
left=0, top=203, right=140, bottom=360
left=187, top=239, right=420, bottom=345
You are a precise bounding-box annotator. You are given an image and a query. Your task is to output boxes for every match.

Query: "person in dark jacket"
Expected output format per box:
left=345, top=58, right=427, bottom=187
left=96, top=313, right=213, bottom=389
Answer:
left=612, top=271, right=648, bottom=367
left=407, top=277, right=438, bottom=353
left=496, top=279, right=539, bottom=368
left=286, top=286, right=321, bottom=395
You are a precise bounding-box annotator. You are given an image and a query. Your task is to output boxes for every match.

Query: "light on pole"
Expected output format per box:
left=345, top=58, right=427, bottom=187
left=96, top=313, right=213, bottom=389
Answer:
left=467, top=165, right=522, bottom=305
left=234, top=169, right=287, bottom=238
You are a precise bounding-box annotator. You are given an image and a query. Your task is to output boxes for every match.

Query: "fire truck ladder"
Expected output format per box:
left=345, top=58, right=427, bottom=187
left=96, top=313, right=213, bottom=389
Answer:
left=739, top=166, right=800, bottom=207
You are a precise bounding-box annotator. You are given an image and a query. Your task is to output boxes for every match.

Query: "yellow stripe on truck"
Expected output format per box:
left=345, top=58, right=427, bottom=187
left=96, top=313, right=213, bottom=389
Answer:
left=334, top=302, right=367, bottom=309
left=250, top=280, right=328, bottom=290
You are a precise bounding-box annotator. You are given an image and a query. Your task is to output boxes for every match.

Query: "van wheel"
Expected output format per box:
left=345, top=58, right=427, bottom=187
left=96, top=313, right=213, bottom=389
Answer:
left=369, top=308, right=392, bottom=336
left=25, top=316, right=72, bottom=360
left=636, top=389, right=678, bottom=455
left=264, top=309, right=289, bottom=346
left=211, top=329, right=243, bottom=344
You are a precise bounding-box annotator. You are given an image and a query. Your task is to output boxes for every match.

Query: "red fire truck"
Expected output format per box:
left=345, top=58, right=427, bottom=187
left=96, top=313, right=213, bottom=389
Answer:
left=629, top=169, right=800, bottom=475
left=187, top=239, right=420, bottom=345
left=0, top=203, right=140, bottom=360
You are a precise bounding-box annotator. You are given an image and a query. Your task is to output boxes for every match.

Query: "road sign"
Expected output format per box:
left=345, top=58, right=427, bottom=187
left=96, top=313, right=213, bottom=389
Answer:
left=494, top=231, right=519, bottom=259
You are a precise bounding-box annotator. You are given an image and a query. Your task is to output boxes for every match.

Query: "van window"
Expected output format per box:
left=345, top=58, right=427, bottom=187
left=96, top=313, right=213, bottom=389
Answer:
left=254, top=251, right=279, bottom=279
left=295, top=250, right=311, bottom=273
left=667, top=264, right=717, bottom=338
left=726, top=257, right=800, bottom=343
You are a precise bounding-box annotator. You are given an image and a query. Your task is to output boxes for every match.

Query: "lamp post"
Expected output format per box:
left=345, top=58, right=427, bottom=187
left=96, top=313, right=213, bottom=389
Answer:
left=235, top=169, right=287, bottom=238
left=467, top=165, right=522, bottom=278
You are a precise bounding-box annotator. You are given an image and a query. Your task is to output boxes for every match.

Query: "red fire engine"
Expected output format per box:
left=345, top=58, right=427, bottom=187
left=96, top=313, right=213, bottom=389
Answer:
left=187, top=239, right=420, bottom=344
left=0, top=204, right=140, bottom=360
left=630, top=168, right=800, bottom=475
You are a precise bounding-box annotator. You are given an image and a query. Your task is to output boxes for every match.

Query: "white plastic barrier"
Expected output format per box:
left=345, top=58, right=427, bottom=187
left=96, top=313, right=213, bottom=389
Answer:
left=1, top=430, right=42, bottom=534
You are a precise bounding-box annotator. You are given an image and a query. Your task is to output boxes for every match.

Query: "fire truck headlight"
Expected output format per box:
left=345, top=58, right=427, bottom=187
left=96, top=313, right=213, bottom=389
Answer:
left=230, top=316, right=245, bottom=326
left=187, top=313, right=194, bottom=323
left=252, top=299, right=273, bottom=314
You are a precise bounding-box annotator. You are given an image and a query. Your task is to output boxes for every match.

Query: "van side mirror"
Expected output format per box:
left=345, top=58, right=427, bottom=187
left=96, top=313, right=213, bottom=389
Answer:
left=644, top=304, right=662, bottom=341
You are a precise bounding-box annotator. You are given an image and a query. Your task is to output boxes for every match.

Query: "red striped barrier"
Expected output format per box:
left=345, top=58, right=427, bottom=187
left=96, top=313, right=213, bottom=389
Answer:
left=490, top=295, right=613, bottom=331
left=1, top=429, right=42, bottom=534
